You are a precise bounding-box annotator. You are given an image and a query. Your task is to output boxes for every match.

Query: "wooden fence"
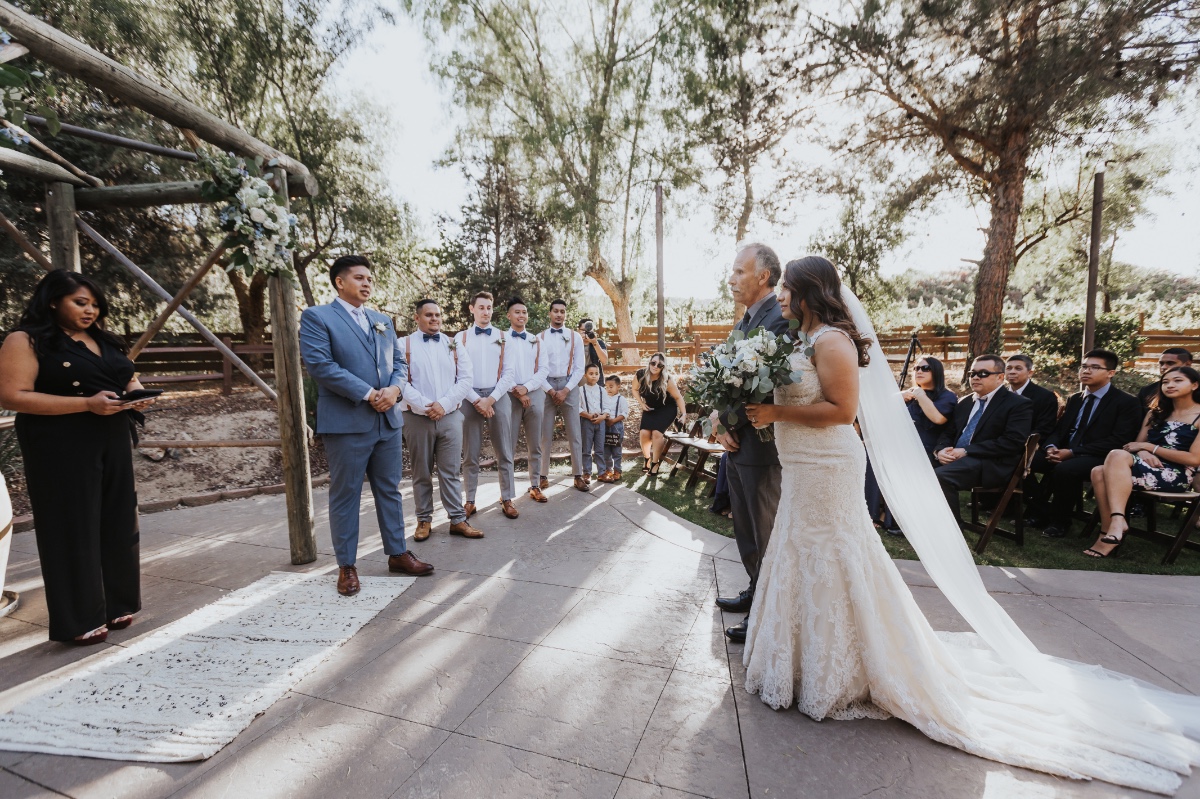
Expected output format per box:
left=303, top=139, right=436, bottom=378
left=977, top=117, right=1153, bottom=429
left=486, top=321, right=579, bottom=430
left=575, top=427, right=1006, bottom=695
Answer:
left=121, top=319, right=1200, bottom=387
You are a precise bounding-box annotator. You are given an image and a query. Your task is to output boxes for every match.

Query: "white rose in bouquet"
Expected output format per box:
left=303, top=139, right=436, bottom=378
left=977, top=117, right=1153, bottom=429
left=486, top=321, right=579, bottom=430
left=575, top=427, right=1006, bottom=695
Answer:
left=249, top=207, right=268, bottom=224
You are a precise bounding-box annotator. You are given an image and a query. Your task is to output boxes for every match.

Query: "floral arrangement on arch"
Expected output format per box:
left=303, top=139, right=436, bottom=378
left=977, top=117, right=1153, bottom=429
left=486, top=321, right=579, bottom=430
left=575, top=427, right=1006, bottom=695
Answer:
left=200, top=153, right=298, bottom=280
left=686, top=326, right=803, bottom=442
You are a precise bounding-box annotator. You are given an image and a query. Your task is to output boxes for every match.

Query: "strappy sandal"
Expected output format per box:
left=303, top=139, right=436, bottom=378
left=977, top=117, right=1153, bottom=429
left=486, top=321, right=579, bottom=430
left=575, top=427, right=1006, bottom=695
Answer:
left=641, top=457, right=652, bottom=474
left=1084, top=514, right=1126, bottom=559
left=649, top=459, right=663, bottom=476
left=108, top=614, right=134, bottom=630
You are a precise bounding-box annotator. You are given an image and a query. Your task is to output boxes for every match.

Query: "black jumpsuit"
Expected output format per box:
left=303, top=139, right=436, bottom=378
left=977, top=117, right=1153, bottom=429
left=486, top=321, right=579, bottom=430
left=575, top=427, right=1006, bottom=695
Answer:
left=15, top=335, right=141, bottom=641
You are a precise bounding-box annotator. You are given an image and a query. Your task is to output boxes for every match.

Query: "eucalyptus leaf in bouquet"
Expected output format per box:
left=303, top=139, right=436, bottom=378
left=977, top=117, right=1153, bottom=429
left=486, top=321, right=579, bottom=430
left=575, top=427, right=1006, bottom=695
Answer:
left=686, top=326, right=802, bottom=442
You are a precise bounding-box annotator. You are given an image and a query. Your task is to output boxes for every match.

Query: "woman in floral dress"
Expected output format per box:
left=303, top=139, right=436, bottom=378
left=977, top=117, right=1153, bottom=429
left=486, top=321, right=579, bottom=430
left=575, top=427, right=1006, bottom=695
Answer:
left=1085, top=365, right=1200, bottom=558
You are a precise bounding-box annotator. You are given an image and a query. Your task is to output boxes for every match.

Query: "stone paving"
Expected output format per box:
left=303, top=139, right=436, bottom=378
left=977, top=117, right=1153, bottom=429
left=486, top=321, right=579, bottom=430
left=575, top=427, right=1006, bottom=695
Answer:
left=0, top=475, right=1198, bottom=799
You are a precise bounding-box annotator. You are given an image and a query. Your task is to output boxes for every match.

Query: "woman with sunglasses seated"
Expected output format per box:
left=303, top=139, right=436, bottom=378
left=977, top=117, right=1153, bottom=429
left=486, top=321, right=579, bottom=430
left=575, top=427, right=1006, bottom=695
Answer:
left=1084, top=365, right=1200, bottom=558
left=867, top=356, right=958, bottom=534
left=636, top=352, right=686, bottom=475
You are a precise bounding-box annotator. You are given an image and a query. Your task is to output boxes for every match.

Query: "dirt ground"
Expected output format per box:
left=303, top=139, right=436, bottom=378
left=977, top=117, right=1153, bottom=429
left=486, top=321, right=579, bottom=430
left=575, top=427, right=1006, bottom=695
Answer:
left=4, top=384, right=651, bottom=518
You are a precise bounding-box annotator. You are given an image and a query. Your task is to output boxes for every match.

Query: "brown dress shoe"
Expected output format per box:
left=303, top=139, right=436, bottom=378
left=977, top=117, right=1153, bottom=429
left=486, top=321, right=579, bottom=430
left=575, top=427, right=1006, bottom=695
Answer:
left=389, top=552, right=434, bottom=576
left=337, top=565, right=360, bottom=596
left=464, top=501, right=476, bottom=518
left=573, top=475, right=591, bottom=492
left=501, top=499, right=519, bottom=519
left=449, top=520, right=485, bottom=538
left=528, top=486, right=548, bottom=503
left=539, top=476, right=550, bottom=489
left=413, top=520, right=432, bottom=541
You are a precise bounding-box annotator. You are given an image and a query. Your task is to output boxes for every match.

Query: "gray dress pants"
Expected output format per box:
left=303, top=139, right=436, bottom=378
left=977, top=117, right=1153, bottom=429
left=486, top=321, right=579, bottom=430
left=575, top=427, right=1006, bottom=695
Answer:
left=509, top=388, right=545, bottom=488
left=726, top=458, right=782, bottom=593
left=540, top=377, right=581, bottom=478
left=403, top=409, right=467, bottom=524
left=462, top=388, right=515, bottom=502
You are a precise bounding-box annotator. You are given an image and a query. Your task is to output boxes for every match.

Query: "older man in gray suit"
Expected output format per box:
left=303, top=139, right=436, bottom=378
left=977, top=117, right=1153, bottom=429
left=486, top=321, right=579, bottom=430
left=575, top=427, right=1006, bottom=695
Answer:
left=299, top=255, right=434, bottom=597
left=711, top=243, right=789, bottom=642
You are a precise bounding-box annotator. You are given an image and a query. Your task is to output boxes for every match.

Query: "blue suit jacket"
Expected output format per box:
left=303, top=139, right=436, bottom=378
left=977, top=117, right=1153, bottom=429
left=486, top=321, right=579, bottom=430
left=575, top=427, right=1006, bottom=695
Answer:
left=299, top=301, right=407, bottom=434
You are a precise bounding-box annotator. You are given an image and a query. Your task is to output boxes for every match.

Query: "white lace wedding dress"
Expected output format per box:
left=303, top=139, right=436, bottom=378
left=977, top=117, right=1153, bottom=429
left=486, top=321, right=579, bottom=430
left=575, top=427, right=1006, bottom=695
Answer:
left=743, top=323, right=1200, bottom=795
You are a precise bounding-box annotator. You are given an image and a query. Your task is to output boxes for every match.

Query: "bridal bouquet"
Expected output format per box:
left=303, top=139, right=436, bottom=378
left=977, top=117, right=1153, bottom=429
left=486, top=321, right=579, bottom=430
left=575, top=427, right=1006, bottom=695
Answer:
left=687, top=327, right=803, bottom=442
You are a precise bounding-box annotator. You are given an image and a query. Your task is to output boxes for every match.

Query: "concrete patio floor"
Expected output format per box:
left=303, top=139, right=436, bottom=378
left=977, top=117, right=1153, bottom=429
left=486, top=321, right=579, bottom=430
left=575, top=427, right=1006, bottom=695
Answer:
left=0, top=475, right=1198, bottom=799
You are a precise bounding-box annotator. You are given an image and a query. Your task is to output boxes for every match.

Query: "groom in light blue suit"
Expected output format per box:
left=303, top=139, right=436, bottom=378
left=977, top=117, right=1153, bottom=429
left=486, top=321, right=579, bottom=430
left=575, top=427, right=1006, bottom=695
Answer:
left=299, top=255, right=434, bottom=596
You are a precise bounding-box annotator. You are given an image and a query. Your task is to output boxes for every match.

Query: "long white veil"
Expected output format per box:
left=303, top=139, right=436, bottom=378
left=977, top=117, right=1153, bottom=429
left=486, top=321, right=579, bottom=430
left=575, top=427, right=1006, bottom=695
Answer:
left=842, top=285, right=1200, bottom=791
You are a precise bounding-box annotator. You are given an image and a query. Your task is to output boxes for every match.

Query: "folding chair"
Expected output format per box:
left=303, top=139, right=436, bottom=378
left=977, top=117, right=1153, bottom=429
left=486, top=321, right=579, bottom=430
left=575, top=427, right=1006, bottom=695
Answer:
left=965, top=433, right=1040, bottom=555
left=1081, top=471, right=1200, bottom=564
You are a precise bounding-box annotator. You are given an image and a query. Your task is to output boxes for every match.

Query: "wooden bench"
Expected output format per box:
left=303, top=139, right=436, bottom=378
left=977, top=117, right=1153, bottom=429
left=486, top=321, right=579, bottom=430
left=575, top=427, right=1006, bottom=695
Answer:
left=662, top=421, right=725, bottom=490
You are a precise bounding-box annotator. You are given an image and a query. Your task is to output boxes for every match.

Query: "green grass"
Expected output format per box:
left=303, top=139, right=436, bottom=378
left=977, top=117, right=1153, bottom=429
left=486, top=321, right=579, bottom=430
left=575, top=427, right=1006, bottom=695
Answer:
left=610, top=458, right=1200, bottom=576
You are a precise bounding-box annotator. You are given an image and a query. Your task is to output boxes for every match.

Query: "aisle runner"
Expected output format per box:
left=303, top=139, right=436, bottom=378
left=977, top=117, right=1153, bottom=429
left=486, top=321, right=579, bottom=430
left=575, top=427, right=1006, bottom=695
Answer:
left=0, top=571, right=413, bottom=762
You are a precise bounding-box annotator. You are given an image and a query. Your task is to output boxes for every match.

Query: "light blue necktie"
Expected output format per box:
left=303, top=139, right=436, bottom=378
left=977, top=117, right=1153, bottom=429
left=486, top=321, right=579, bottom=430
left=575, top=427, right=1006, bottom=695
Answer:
left=956, top=397, right=988, bottom=448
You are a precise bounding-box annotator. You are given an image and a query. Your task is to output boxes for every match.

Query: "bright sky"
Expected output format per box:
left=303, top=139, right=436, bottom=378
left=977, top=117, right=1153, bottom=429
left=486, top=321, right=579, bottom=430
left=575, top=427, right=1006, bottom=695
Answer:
left=333, top=15, right=1200, bottom=301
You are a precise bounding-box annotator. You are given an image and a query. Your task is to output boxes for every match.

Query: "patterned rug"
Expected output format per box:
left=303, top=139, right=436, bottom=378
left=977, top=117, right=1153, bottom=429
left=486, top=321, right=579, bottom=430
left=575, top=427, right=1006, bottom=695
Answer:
left=0, top=571, right=413, bottom=761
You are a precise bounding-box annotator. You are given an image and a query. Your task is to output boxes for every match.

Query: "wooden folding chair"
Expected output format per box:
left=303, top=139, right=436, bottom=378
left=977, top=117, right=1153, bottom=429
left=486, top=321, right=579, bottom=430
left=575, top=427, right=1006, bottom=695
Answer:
left=965, top=433, right=1040, bottom=554
left=1081, top=471, right=1200, bottom=564
left=662, top=420, right=724, bottom=489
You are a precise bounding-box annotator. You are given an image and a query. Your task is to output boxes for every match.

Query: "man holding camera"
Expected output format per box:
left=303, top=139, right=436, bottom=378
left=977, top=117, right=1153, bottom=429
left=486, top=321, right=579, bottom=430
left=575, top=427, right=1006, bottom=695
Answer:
left=578, top=318, right=608, bottom=381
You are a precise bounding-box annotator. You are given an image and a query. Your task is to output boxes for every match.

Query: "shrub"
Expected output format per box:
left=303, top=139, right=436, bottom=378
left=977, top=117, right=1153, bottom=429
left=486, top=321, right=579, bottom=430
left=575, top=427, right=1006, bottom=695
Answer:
left=1022, top=315, right=1144, bottom=371
left=0, top=411, right=20, bottom=479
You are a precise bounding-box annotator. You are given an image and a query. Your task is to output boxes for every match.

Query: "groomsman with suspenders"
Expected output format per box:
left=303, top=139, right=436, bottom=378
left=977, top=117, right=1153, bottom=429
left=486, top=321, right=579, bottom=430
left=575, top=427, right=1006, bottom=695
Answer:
left=538, top=299, right=589, bottom=493
left=457, top=292, right=519, bottom=520
left=505, top=297, right=551, bottom=503
left=400, top=299, right=485, bottom=542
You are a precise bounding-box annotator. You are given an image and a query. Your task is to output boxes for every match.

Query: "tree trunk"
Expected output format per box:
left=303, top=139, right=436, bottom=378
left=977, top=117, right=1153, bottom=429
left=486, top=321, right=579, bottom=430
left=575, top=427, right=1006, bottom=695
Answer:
left=586, top=246, right=639, bottom=365
left=226, top=269, right=271, bottom=368
left=293, top=251, right=317, bottom=308
left=966, top=141, right=1029, bottom=375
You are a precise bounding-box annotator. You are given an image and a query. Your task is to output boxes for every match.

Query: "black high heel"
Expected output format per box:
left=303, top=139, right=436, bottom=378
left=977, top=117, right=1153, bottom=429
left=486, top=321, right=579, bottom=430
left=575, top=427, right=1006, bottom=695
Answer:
left=649, top=458, right=663, bottom=476
left=641, top=457, right=652, bottom=474
left=1084, top=514, right=1126, bottom=558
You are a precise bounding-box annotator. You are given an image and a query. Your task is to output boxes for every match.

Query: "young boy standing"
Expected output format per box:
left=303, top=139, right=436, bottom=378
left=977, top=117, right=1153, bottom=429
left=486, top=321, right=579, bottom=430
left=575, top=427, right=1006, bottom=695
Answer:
left=598, top=374, right=628, bottom=482
left=578, top=364, right=605, bottom=482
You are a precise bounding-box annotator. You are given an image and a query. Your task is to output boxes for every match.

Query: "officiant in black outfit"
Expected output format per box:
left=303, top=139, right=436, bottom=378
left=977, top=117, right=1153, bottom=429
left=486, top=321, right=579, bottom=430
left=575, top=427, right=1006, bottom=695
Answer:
left=934, top=355, right=1033, bottom=518
left=711, top=243, right=790, bottom=643
left=0, top=271, right=156, bottom=645
left=1026, top=349, right=1141, bottom=537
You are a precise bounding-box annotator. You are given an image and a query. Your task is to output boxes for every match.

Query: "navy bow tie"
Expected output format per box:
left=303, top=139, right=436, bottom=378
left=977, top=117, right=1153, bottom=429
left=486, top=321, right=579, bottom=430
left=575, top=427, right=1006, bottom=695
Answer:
left=422, top=333, right=439, bottom=342
left=550, top=328, right=565, bottom=335
left=474, top=327, right=491, bottom=336
left=511, top=331, right=527, bottom=340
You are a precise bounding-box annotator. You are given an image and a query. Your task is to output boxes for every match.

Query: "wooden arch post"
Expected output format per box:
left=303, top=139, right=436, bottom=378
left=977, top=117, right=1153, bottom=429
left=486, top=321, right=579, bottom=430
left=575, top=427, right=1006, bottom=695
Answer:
left=269, top=169, right=316, bottom=565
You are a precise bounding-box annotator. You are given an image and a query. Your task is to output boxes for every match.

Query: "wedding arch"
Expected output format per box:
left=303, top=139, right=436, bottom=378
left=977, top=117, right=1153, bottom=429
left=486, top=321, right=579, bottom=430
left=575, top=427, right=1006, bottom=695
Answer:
left=0, top=1, right=319, bottom=565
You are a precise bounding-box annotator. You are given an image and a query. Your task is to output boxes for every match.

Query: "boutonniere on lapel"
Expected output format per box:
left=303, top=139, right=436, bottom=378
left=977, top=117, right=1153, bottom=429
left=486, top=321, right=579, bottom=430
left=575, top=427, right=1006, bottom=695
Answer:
left=373, top=322, right=388, bottom=334
left=446, top=336, right=457, bottom=351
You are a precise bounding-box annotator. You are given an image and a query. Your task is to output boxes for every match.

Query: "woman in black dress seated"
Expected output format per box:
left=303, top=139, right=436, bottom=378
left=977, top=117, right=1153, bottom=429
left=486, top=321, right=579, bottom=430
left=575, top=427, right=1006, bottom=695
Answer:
left=0, top=271, right=157, bottom=645
left=1084, top=365, right=1200, bottom=559
left=866, top=356, right=958, bottom=534
left=636, top=352, right=686, bottom=475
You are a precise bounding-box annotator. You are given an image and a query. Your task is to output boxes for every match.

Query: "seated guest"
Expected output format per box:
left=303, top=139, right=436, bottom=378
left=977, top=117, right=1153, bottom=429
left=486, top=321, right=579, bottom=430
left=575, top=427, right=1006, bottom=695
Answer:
left=933, top=355, right=1033, bottom=520
left=1137, top=348, right=1193, bottom=412
left=1005, top=354, right=1059, bottom=439
left=1084, top=365, right=1200, bottom=558
left=1026, top=349, right=1142, bottom=538
left=867, top=356, right=957, bottom=534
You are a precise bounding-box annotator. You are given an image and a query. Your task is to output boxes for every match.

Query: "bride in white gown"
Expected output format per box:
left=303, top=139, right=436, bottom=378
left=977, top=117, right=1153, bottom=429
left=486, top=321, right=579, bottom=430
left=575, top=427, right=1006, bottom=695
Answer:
left=740, top=256, right=1200, bottom=795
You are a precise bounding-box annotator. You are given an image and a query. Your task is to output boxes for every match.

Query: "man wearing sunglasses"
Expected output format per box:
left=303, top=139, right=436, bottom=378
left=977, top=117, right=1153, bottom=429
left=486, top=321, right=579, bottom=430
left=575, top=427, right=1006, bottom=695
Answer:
left=1025, top=349, right=1142, bottom=537
left=934, top=355, right=1032, bottom=520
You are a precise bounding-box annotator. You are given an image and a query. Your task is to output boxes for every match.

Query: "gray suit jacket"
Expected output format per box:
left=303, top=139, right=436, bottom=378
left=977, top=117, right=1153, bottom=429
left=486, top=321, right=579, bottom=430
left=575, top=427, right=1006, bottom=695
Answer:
left=726, top=294, right=791, bottom=467
left=299, top=301, right=407, bottom=434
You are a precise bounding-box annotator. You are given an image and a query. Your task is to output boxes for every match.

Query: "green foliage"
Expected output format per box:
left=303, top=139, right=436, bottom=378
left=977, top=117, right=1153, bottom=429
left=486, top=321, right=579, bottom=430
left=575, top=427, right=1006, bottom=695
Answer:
left=1022, top=315, right=1145, bottom=370
left=0, top=411, right=20, bottom=479
left=426, top=154, right=575, bottom=330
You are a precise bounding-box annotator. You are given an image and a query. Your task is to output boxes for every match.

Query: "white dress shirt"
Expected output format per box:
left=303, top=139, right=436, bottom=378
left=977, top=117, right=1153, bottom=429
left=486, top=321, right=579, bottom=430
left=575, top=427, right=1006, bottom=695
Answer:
left=965, top=384, right=1005, bottom=427
left=400, top=331, right=473, bottom=415
left=602, top=392, right=629, bottom=421
left=506, top=329, right=549, bottom=392
left=537, top=326, right=586, bottom=390
left=579, top=382, right=604, bottom=416
left=1010, top=380, right=1028, bottom=396
left=456, top=325, right=517, bottom=402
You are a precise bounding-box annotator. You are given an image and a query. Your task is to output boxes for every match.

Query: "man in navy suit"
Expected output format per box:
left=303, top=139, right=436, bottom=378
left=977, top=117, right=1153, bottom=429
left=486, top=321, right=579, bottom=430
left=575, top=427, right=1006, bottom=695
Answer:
left=711, top=243, right=790, bottom=643
left=299, top=255, right=434, bottom=596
